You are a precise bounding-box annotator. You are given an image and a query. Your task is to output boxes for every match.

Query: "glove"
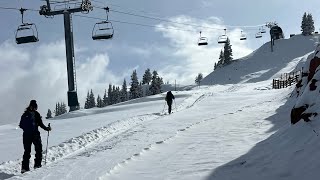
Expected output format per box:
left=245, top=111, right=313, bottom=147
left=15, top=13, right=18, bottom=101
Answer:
left=46, top=124, right=52, bottom=131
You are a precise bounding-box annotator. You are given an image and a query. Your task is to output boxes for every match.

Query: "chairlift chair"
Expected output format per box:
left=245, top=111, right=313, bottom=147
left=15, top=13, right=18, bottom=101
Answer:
left=198, top=37, right=208, bottom=46
left=15, top=8, right=39, bottom=44
left=92, top=21, right=114, bottom=40
left=218, top=35, right=228, bottom=43
left=240, top=31, right=247, bottom=40
left=198, top=31, right=208, bottom=46
left=15, top=23, right=39, bottom=44
left=255, top=32, right=262, bottom=38
left=218, top=29, right=228, bottom=44
left=260, top=26, right=266, bottom=33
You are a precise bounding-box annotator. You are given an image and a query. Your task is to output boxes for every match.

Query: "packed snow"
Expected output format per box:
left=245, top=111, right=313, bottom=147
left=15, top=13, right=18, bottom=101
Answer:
left=1, top=34, right=320, bottom=180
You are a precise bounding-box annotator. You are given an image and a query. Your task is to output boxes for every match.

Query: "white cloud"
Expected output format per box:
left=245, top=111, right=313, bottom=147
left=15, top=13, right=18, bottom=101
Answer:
left=0, top=40, right=124, bottom=125
left=155, top=16, right=253, bottom=84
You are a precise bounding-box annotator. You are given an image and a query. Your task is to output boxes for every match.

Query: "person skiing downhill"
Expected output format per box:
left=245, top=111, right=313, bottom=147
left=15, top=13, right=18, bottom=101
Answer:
left=165, top=91, right=175, bottom=114
left=19, top=100, right=51, bottom=173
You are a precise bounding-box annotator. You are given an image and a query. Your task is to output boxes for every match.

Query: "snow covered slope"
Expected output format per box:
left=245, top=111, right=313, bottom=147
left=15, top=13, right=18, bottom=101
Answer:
left=0, top=34, right=320, bottom=180
left=202, top=35, right=320, bottom=85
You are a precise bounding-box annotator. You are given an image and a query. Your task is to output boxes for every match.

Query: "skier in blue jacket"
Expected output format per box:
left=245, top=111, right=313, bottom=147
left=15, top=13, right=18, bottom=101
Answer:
left=19, top=100, right=51, bottom=173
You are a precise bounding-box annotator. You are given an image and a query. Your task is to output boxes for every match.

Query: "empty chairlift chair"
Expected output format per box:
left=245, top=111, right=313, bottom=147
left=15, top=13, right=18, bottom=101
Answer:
left=255, top=32, right=262, bottom=38
left=92, top=21, right=114, bottom=40
left=15, top=8, right=39, bottom=44
left=16, top=23, right=39, bottom=44
left=218, top=29, right=228, bottom=44
left=260, top=26, right=266, bottom=34
left=240, top=31, right=247, bottom=40
left=92, top=6, right=114, bottom=40
left=198, top=31, right=208, bottom=46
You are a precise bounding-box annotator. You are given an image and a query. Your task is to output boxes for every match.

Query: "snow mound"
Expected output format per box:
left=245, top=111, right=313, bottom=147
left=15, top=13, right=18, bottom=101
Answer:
left=202, top=35, right=320, bottom=85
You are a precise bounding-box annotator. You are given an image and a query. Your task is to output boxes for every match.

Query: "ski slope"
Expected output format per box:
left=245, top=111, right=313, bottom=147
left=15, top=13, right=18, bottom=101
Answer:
left=0, top=35, right=320, bottom=180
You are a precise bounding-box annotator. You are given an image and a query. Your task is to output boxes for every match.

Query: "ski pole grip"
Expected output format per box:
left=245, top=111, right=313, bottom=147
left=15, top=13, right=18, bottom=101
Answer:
left=48, top=123, right=51, bottom=128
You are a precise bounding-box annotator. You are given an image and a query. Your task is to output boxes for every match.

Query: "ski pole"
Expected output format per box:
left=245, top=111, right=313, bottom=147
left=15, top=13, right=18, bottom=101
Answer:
left=45, top=123, right=51, bottom=165
left=162, top=101, right=166, bottom=113
left=307, top=122, right=319, bottom=136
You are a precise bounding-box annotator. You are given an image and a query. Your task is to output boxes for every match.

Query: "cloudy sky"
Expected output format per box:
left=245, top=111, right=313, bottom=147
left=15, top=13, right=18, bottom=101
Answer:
left=0, top=0, right=319, bottom=125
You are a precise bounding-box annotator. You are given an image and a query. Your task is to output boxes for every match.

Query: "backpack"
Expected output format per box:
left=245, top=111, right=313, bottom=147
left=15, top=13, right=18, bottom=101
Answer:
left=19, top=112, right=36, bottom=133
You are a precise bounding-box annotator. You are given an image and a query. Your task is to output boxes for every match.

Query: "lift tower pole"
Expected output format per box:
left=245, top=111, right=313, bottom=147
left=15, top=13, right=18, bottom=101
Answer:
left=40, top=0, right=92, bottom=111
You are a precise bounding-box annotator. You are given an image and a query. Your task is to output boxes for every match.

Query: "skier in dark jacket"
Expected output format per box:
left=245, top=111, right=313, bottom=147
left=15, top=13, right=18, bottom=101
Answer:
left=165, top=91, right=175, bottom=114
left=19, top=100, right=51, bottom=173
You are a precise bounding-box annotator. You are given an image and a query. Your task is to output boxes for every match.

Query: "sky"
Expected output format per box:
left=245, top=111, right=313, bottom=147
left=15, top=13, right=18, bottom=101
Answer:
left=0, top=0, right=319, bottom=125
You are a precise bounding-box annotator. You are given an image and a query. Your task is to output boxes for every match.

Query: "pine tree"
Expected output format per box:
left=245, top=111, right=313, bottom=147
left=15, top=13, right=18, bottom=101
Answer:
left=54, top=103, right=58, bottom=116
left=301, top=12, right=308, bottom=35
left=116, top=87, right=121, bottom=103
left=107, top=84, right=112, bottom=105
left=214, top=62, right=217, bottom=70
left=223, top=38, right=233, bottom=65
left=195, top=73, right=203, bottom=87
left=307, top=13, right=315, bottom=35
left=103, top=89, right=108, bottom=107
left=138, top=82, right=143, bottom=98
left=97, top=95, right=102, bottom=108
left=89, top=89, right=96, bottom=108
left=218, top=50, right=224, bottom=67
left=84, top=91, right=90, bottom=109
left=129, top=70, right=140, bottom=99
left=120, top=79, right=128, bottom=102
left=142, top=68, right=152, bottom=85
left=46, top=109, right=52, bottom=119
left=57, top=102, right=61, bottom=116
left=61, top=102, right=67, bottom=114
left=149, top=70, right=162, bottom=95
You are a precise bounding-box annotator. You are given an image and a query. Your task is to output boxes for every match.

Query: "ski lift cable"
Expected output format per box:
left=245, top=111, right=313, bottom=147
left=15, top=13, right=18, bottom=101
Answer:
left=92, top=5, right=266, bottom=30
left=0, top=6, right=38, bottom=12
left=74, top=14, right=197, bottom=32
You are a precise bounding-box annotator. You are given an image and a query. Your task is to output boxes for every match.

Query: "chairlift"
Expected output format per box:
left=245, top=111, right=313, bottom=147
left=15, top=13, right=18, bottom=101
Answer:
left=260, top=26, right=266, bottom=33
left=92, top=7, right=114, bottom=40
left=15, top=8, right=39, bottom=44
left=198, top=31, right=208, bottom=46
left=255, top=32, right=262, bottom=38
left=218, top=29, right=228, bottom=44
left=92, top=21, right=114, bottom=40
left=240, top=31, right=247, bottom=40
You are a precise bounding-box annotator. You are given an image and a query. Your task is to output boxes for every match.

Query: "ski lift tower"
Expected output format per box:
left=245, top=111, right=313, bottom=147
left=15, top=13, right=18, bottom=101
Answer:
left=39, top=0, right=93, bottom=111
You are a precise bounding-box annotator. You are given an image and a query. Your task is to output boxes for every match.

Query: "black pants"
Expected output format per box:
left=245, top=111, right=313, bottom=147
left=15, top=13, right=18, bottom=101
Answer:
left=167, top=100, right=173, bottom=114
left=22, top=132, right=43, bottom=170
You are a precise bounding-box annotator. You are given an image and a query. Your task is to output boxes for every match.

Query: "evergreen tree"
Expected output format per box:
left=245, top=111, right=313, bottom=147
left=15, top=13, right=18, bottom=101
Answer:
left=61, top=102, right=67, bottom=114
left=107, top=84, right=112, bottom=105
left=195, top=73, right=203, bottom=87
left=103, top=89, right=108, bottom=107
left=46, top=109, right=52, bottom=119
left=301, top=12, right=308, bottom=35
left=214, top=62, right=217, bottom=70
left=84, top=91, right=90, bottom=109
left=149, top=70, right=162, bottom=95
left=307, top=13, right=315, bottom=35
left=120, top=79, right=128, bottom=102
left=97, top=95, right=103, bottom=108
left=129, top=70, right=140, bottom=99
left=54, top=103, right=59, bottom=116
left=223, top=38, right=233, bottom=64
left=218, top=50, right=224, bottom=67
left=89, top=89, right=96, bottom=108
left=57, top=102, right=61, bottom=116
left=112, top=85, right=116, bottom=104
left=138, top=82, right=143, bottom=98
left=116, top=86, right=121, bottom=103
left=142, top=68, right=152, bottom=85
